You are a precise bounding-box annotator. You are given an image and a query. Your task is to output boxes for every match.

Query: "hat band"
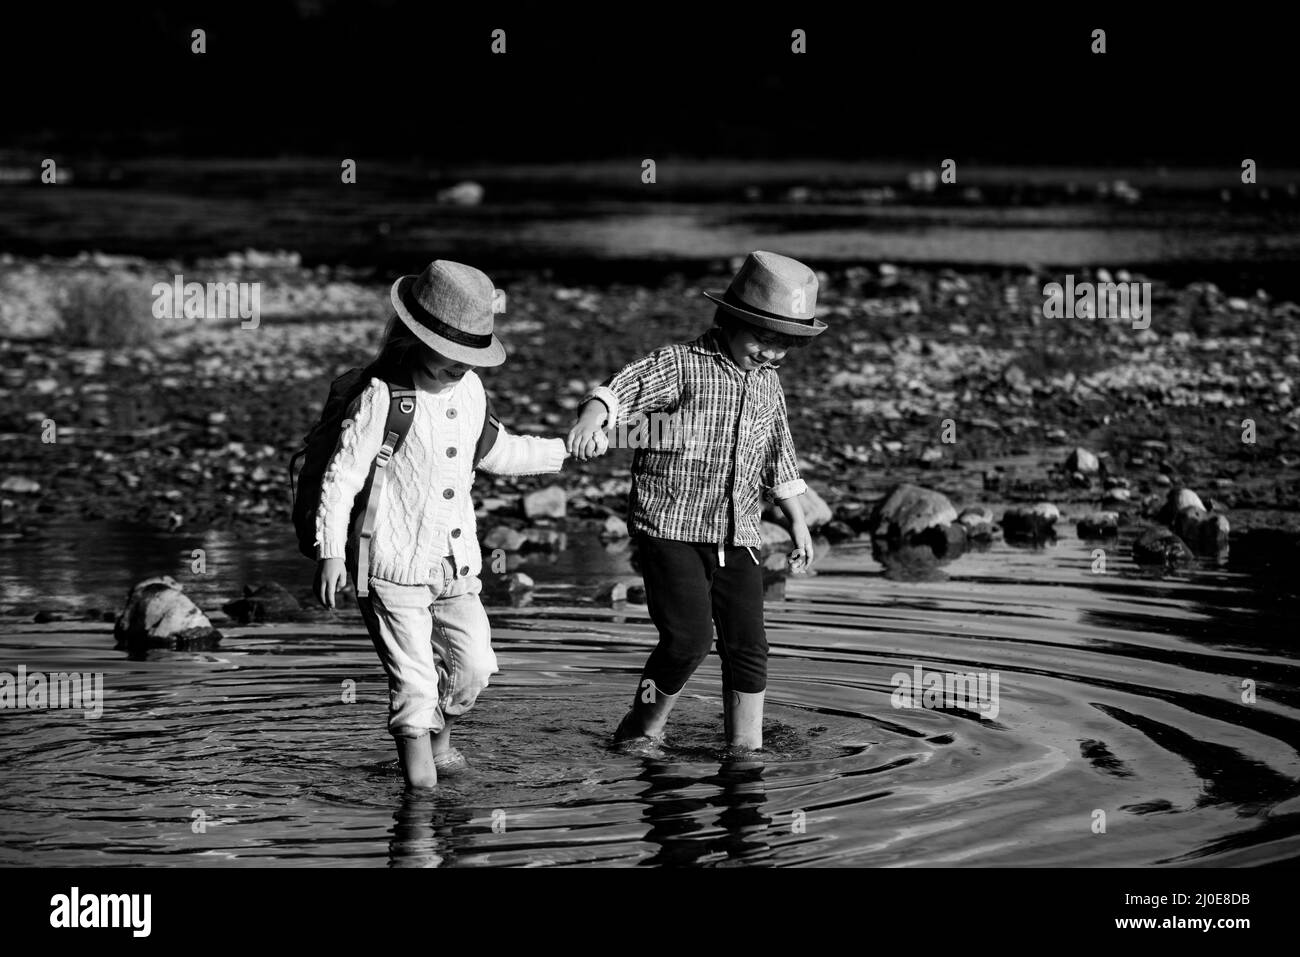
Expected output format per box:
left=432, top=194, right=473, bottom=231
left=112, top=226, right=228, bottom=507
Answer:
left=723, top=287, right=815, bottom=325
left=405, top=294, right=494, bottom=348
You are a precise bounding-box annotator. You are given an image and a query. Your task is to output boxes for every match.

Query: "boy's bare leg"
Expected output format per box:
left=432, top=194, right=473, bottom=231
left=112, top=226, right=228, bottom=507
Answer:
left=396, top=733, right=438, bottom=789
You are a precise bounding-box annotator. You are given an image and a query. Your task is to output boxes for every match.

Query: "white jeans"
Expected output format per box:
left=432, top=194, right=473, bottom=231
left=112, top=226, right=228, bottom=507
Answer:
left=356, top=563, right=498, bottom=739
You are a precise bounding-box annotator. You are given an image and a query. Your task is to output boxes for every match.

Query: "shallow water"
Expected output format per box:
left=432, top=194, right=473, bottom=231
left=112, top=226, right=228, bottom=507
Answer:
left=2, top=519, right=1298, bottom=868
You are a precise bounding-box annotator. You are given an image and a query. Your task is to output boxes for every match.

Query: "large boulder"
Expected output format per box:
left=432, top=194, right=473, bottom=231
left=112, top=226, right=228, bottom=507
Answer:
left=869, top=484, right=958, bottom=542
left=114, top=576, right=222, bottom=651
left=1132, top=527, right=1194, bottom=566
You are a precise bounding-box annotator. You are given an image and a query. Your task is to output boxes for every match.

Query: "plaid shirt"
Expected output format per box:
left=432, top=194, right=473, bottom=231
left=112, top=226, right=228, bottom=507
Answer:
left=584, top=328, right=807, bottom=548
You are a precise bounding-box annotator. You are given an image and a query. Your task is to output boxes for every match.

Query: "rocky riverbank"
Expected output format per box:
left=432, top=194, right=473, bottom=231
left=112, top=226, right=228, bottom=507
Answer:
left=1, top=252, right=1297, bottom=552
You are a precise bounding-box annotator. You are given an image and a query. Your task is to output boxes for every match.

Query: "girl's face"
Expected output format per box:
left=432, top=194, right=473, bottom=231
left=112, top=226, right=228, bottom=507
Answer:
left=724, top=324, right=793, bottom=372
left=412, top=346, right=470, bottom=393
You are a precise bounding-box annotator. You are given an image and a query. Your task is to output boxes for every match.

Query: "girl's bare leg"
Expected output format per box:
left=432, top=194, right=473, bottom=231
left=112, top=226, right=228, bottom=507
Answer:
left=430, top=719, right=454, bottom=758
left=397, top=733, right=438, bottom=789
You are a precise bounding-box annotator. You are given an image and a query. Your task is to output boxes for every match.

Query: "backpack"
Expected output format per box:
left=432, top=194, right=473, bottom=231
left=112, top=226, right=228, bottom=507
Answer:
left=288, top=365, right=501, bottom=595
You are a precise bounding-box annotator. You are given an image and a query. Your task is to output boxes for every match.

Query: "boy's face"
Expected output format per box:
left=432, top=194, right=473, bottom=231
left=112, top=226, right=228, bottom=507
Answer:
left=724, top=324, right=793, bottom=371
left=413, top=346, right=470, bottom=393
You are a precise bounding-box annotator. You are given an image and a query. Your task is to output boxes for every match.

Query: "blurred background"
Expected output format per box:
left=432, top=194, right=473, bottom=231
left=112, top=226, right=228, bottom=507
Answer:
left=1, top=2, right=1297, bottom=575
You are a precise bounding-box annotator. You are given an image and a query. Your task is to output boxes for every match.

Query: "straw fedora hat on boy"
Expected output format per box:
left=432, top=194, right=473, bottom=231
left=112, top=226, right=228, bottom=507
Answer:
left=390, top=260, right=507, bottom=367
left=703, top=250, right=827, bottom=337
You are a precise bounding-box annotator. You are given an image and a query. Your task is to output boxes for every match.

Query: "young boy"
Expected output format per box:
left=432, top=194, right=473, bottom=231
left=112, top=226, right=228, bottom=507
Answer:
left=567, top=250, right=827, bottom=751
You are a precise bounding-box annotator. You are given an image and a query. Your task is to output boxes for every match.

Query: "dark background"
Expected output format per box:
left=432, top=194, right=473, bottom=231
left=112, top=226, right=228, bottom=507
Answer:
left=2, top=2, right=1293, bottom=163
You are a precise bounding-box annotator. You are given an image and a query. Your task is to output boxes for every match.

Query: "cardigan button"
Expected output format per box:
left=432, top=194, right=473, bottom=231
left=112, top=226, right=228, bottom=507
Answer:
left=447, top=447, right=457, bottom=457
left=451, top=528, right=461, bottom=538
left=459, top=565, right=469, bottom=576
left=447, top=408, right=457, bottom=419
left=443, top=488, right=455, bottom=499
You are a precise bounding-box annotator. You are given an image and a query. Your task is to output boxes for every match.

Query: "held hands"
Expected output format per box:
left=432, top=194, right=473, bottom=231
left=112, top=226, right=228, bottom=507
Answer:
left=788, top=523, right=815, bottom=574
left=566, top=403, right=611, bottom=462
left=315, top=557, right=347, bottom=609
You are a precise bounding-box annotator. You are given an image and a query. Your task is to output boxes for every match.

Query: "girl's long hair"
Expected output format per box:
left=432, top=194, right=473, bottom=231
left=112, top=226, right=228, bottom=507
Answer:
left=367, top=315, right=429, bottom=385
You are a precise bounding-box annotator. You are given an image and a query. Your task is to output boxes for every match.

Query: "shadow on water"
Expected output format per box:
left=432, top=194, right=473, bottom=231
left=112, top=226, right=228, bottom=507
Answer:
left=1, top=518, right=1299, bottom=867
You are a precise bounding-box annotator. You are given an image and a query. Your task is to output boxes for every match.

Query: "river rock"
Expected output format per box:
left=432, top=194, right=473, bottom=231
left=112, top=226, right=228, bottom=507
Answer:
left=1102, top=487, right=1132, bottom=506
left=1065, top=447, right=1100, bottom=474
left=1076, top=511, right=1119, bottom=537
left=114, top=576, right=222, bottom=650
left=599, top=515, right=629, bottom=540
left=594, top=581, right=629, bottom=609
left=221, top=583, right=304, bottom=623
left=957, top=506, right=995, bottom=539
left=820, top=519, right=857, bottom=544
left=1157, top=487, right=1206, bottom=524
left=522, top=527, right=567, bottom=552
left=1132, top=527, right=1194, bottom=566
left=1173, top=507, right=1230, bottom=553
left=760, top=520, right=793, bottom=553
left=1001, top=503, right=1060, bottom=543
left=483, top=525, right=528, bottom=552
left=523, top=485, right=567, bottom=519
left=869, top=484, right=958, bottom=542
left=436, top=180, right=484, bottom=206
left=502, top=571, right=534, bottom=607
left=798, top=486, right=834, bottom=528
left=1, top=476, right=41, bottom=494
left=763, top=484, right=833, bottom=530
left=33, top=609, right=77, bottom=623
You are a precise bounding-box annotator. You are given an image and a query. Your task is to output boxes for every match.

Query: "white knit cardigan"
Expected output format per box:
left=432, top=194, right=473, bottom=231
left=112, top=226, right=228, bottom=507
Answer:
left=315, top=371, right=567, bottom=585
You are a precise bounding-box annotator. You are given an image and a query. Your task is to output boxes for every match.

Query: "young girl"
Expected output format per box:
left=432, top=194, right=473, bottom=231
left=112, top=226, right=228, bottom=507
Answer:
left=316, top=260, right=567, bottom=789
left=567, top=251, right=827, bottom=752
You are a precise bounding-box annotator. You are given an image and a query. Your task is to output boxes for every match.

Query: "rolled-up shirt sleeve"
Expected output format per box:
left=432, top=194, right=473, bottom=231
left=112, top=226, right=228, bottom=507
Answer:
left=582, top=346, right=681, bottom=428
left=762, top=382, right=807, bottom=502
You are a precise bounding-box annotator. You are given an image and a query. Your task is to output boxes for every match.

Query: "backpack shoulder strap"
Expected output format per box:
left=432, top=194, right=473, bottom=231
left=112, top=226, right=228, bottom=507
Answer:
left=354, top=381, right=417, bottom=597
left=474, top=390, right=502, bottom=467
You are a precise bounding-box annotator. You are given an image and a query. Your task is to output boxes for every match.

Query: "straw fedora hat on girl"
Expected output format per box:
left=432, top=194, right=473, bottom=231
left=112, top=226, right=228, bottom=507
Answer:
left=390, top=260, right=508, bottom=366
left=703, top=250, right=828, bottom=337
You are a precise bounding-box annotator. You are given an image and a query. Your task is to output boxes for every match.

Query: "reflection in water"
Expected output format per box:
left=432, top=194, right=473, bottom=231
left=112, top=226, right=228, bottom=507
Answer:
left=636, top=758, right=772, bottom=867
left=1, top=521, right=1298, bottom=867
left=389, top=793, right=475, bottom=868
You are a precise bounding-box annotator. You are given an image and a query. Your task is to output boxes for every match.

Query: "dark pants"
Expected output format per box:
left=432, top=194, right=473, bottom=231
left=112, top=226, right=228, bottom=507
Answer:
left=636, top=534, right=768, bottom=696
